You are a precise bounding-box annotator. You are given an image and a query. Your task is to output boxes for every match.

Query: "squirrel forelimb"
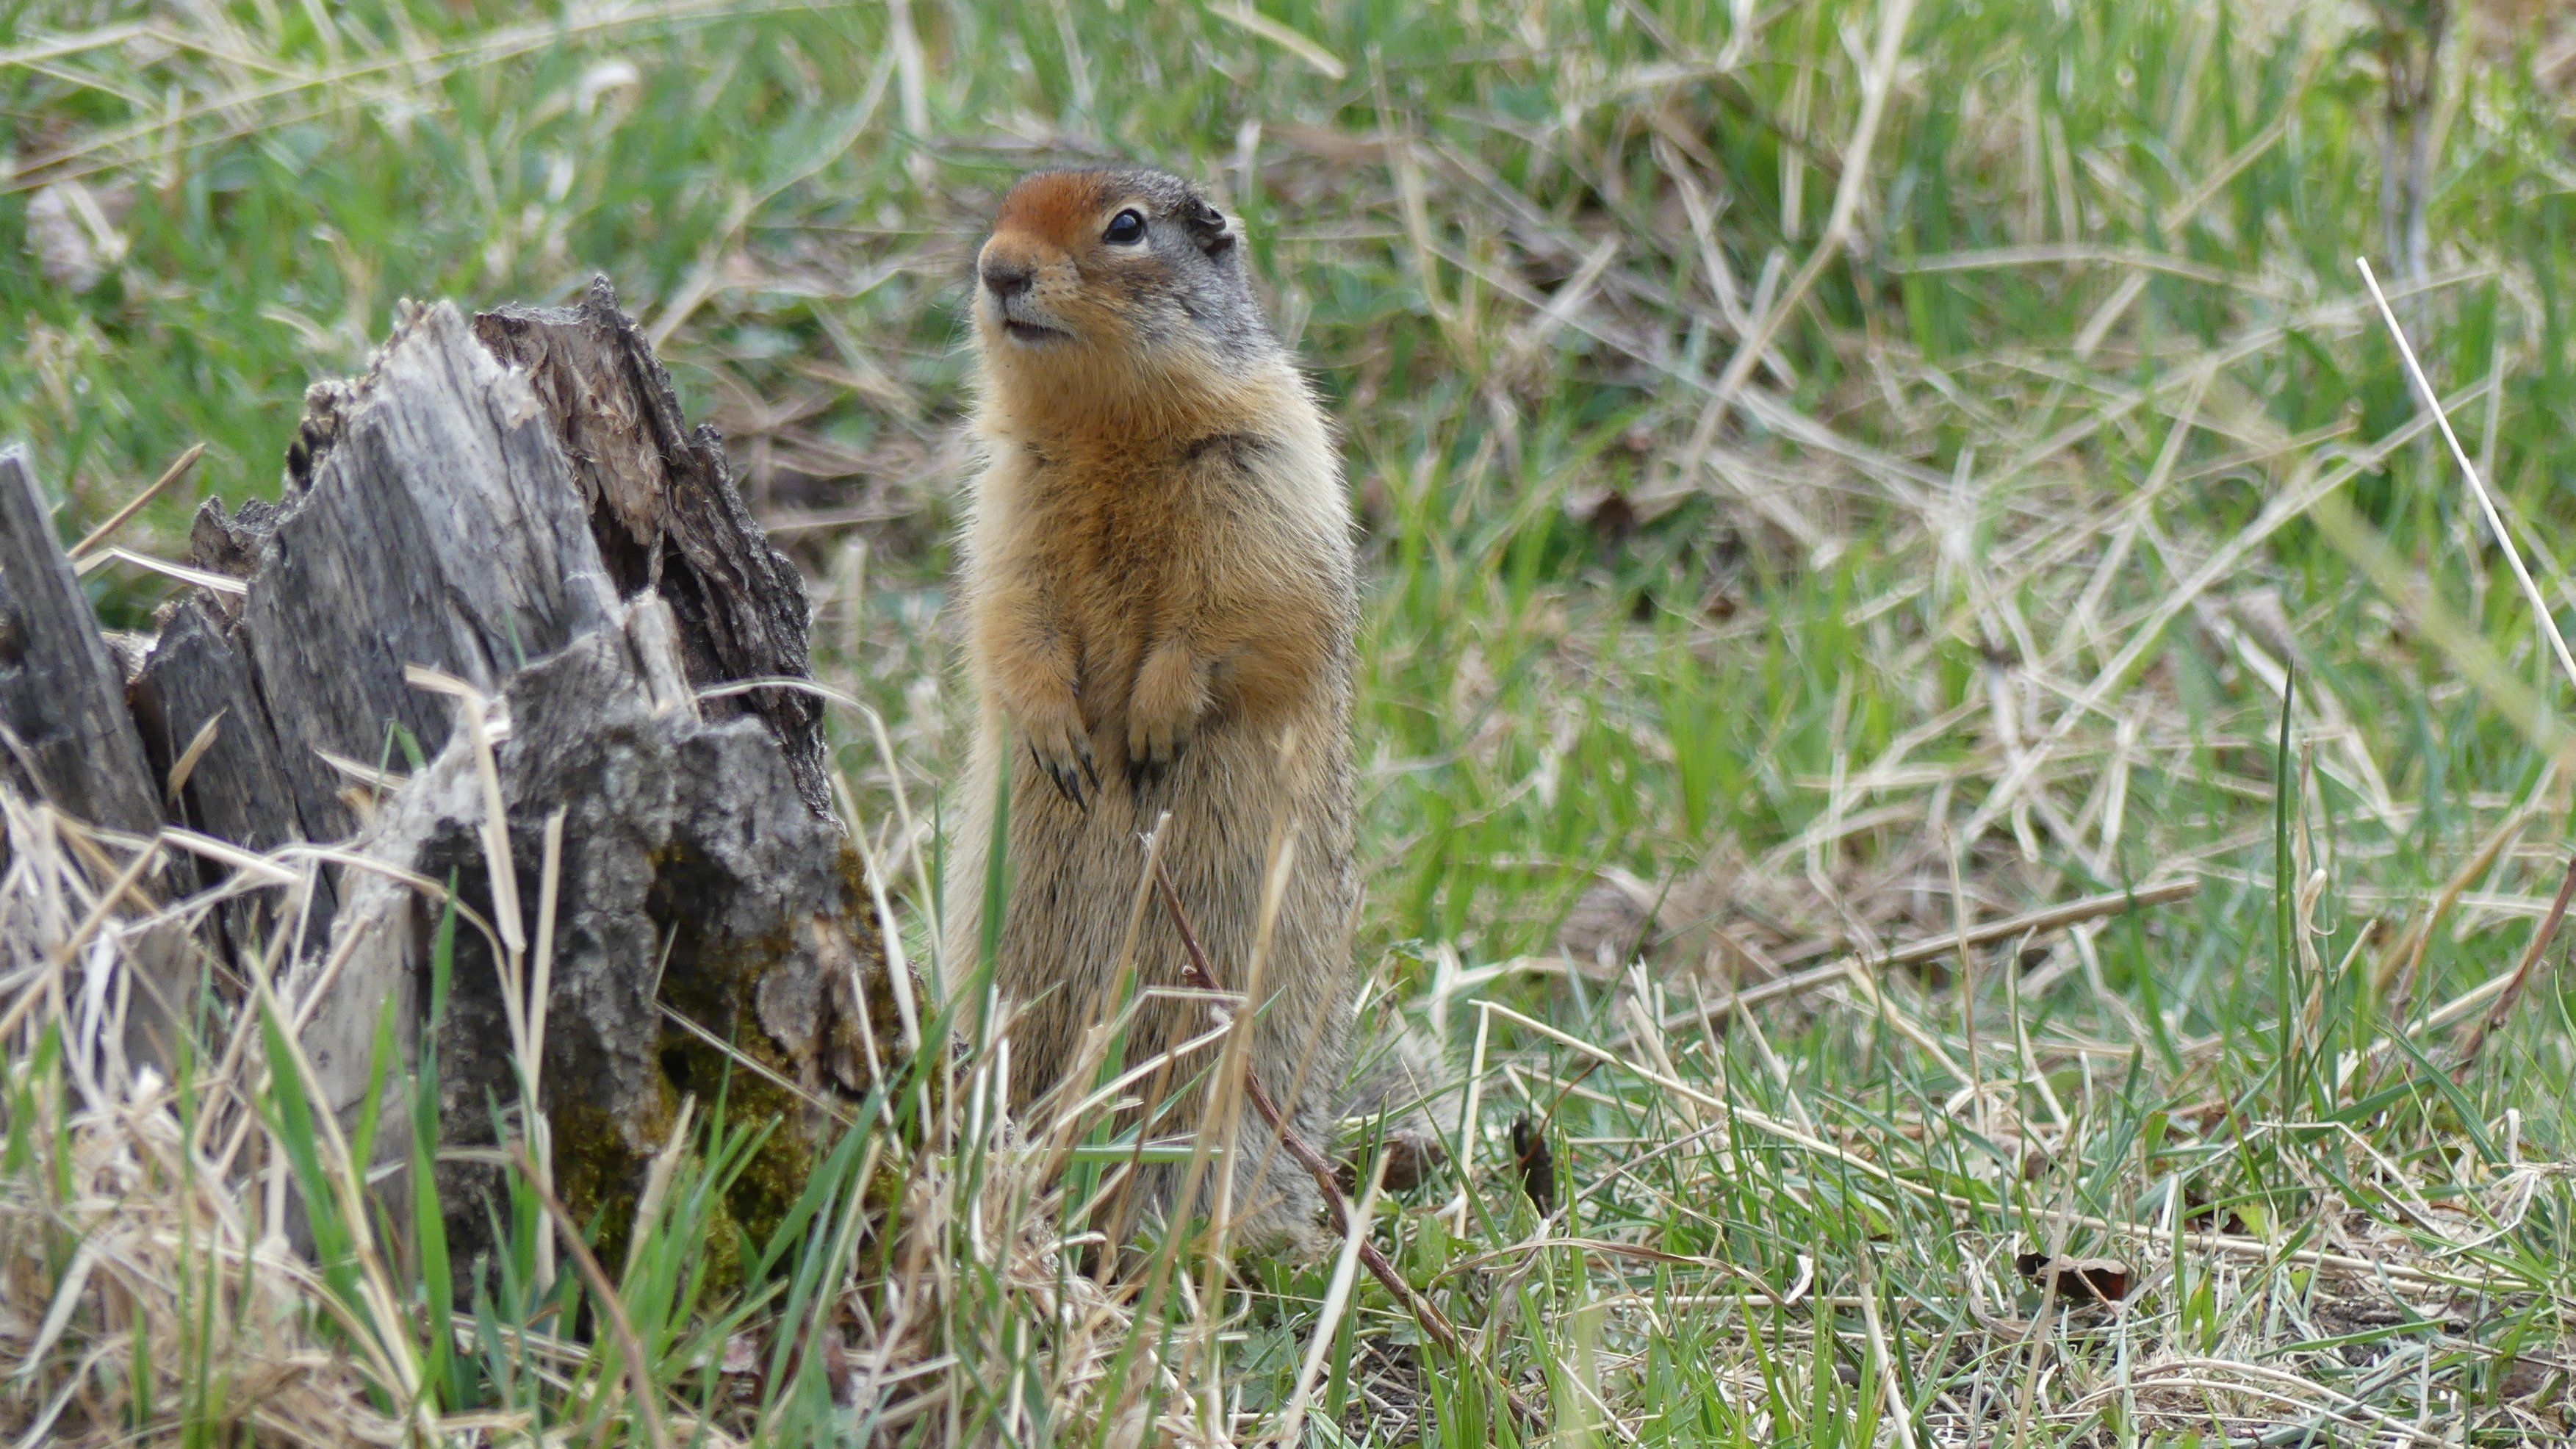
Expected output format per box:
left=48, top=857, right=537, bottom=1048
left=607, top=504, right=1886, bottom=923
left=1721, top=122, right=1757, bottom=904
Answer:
left=1125, top=637, right=1209, bottom=787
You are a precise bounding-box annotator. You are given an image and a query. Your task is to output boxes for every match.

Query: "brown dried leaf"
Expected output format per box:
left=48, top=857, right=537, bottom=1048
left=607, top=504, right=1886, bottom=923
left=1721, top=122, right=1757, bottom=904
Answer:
left=2014, top=1251, right=2132, bottom=1304
left=1377, top=1128, right=1445, bottom=1193
left=1509, top=1114, right=1555, bottom=1215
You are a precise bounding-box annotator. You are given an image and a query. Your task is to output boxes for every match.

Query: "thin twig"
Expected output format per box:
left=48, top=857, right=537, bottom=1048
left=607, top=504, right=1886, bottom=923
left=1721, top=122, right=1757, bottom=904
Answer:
left=1270, top=1147, right=1390, bottom=1447
left=1625, top=876, right=2198, bottom=1045
left=2453, top=853, right=2576, bottom=1077
left=2372, top=780, right=2546, bottom=998
left=1150, top=857, right=1545, bottom=1428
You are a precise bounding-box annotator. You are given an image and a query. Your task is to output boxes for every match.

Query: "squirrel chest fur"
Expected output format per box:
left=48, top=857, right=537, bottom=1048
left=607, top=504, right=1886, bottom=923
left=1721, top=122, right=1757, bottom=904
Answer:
left=943, top=166, right=1359, bottom=1247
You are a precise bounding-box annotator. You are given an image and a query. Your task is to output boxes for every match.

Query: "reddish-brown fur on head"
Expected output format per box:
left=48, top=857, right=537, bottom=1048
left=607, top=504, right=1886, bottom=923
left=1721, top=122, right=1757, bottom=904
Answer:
left=975, top=171, right=1145, bottom=358
left=970, top=166, right=1273, bottom=442
left=987, top=170, right=1119, bottom=254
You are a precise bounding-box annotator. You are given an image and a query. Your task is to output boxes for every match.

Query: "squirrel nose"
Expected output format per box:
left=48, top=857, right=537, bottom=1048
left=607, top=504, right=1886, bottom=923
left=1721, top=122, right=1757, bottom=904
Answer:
left=980, top=256, right=1034, bottom=300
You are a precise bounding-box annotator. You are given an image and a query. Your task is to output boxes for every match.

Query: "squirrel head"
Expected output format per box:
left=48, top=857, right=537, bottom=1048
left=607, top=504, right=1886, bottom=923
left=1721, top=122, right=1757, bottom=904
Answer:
left=971, top=167, right=1276, bottom=435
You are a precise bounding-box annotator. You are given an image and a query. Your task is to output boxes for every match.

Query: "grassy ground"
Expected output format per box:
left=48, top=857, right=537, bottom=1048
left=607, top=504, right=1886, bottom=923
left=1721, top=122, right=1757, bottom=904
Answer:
left=10, top=0, right=2576, bottom=1442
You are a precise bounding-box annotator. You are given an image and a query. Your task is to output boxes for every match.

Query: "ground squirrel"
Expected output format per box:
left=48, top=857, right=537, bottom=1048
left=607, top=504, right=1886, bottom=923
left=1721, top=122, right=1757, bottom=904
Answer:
left=943, top=166, right=1361, bottom=1249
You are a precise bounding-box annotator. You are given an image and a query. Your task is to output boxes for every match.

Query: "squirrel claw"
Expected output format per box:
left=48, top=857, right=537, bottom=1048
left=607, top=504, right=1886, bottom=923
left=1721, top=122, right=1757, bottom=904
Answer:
left=1029, top=741, right=1093, bottom=810
left=1124, top=736, right=1185, bottom=793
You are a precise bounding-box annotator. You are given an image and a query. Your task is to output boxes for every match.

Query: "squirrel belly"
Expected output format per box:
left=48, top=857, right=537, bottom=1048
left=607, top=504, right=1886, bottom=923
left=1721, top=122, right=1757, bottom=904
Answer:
left=940, top=166, right=1360, bottom=1251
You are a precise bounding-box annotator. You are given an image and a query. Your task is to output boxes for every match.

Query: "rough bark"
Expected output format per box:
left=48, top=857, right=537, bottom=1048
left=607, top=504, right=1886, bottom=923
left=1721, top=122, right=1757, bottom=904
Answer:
left=474, top=278, right=832, bottom=818
left=0, top=448, right=167, bottom=841
left=0, top=286, right=901, bottom=1276
left=240, top=303, right=627, bottom=852
left=321, top=592, right=890, bottom=1272
left=0, top=447, right=196, bottom=1056
left=130, top=594, right=336, bottom=943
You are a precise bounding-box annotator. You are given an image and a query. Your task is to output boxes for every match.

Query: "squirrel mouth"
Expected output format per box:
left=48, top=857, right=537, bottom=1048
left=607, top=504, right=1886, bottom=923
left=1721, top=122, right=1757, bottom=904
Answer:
left=1001, top=319, right=1069, bottom=345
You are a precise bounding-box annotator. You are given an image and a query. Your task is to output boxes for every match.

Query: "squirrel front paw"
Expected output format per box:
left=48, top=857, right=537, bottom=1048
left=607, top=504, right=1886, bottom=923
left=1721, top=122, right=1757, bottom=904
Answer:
left=1126, top=641, right=1207, bottom=790
left=1126, top=711, right=1189, bottom=789
left=1018, top=701, right=1098, bottom=810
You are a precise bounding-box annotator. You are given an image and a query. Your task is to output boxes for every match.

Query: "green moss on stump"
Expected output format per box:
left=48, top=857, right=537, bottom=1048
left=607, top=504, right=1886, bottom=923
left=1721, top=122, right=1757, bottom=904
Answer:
left=578, top=841, right=907, bottom=1295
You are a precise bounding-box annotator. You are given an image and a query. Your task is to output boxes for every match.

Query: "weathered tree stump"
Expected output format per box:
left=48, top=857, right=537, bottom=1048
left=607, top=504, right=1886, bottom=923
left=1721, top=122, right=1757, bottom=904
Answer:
left=0, top=283, right=907, bottom=1276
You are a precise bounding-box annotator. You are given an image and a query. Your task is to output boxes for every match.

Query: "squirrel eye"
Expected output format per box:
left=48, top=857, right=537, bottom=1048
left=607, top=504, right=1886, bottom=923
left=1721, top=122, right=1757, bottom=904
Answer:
left=1103, top=209, right=1146, bottom=245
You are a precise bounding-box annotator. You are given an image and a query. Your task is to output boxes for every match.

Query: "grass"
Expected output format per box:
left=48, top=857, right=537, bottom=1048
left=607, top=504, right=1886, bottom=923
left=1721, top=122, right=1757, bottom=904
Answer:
left=10, top=0, right=2576, bottom=1442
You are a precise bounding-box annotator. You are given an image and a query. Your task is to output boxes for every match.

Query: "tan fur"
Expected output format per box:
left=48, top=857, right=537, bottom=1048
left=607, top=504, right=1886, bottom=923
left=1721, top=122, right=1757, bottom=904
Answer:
left=943, top=168, right=1358, bottom=1251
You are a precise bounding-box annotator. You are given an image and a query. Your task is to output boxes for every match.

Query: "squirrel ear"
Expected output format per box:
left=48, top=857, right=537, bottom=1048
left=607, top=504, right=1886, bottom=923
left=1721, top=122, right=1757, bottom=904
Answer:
left=1187, top=198, right=1235, bottom=256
